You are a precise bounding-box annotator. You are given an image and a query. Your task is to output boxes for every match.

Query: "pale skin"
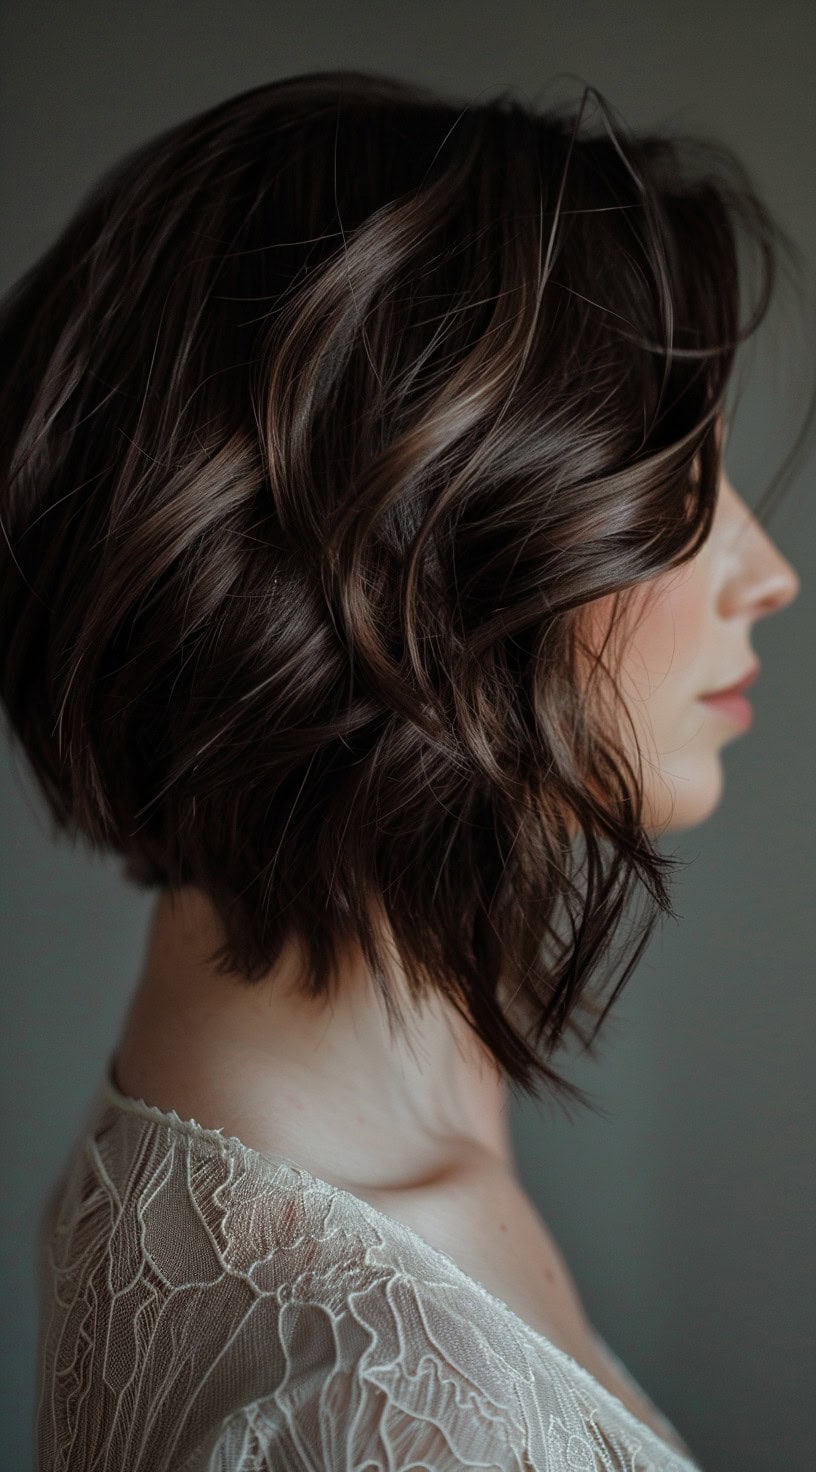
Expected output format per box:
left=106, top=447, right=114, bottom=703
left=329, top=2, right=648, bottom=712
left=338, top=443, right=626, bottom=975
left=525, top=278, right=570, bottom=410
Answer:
left=113, top=449, right=800, bottom=1442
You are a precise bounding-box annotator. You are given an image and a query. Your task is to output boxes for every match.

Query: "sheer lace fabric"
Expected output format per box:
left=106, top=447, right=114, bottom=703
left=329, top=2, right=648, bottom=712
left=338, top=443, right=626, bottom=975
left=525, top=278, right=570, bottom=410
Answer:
left=35, top=1063, right=704, bottom=1470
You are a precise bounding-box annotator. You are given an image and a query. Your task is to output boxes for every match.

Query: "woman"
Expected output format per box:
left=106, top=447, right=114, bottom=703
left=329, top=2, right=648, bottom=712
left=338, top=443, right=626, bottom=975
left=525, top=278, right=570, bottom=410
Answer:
left=1, top=69, right=804, bottom=1470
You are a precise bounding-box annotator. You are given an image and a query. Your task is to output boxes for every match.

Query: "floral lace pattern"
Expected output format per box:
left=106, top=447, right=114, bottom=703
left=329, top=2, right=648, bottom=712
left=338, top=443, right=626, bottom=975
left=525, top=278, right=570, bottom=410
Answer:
left=34, top=1065, right=704, bottom=1470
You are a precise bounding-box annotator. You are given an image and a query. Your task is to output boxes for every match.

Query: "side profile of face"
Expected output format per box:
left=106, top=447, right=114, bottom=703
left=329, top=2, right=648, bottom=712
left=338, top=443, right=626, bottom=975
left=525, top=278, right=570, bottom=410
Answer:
left=590, top=460, right=801, bottom=833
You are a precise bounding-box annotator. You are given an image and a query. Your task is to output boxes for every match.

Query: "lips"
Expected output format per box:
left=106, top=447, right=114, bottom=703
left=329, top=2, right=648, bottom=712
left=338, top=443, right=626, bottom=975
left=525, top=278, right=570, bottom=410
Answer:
left=699, top=663, right=760, bottom=700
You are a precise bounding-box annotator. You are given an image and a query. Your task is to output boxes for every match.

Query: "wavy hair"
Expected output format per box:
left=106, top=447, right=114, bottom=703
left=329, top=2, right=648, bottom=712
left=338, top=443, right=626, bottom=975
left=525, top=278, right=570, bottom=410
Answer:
left=0, top=70, right=807, bottom=1107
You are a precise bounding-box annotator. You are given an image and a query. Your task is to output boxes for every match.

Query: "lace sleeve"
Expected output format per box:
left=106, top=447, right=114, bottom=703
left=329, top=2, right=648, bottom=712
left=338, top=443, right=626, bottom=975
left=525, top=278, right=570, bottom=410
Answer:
left=174, top=1283, right=535, bottom=1471
left=184, top=1386, right=532, bottom=1471
left=177, top=1312, right=654, bottom=1472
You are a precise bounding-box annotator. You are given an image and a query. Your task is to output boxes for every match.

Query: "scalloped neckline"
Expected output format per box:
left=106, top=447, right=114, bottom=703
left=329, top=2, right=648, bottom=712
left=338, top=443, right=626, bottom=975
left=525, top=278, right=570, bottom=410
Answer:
left=94, top=1055, right=700, bottom=1469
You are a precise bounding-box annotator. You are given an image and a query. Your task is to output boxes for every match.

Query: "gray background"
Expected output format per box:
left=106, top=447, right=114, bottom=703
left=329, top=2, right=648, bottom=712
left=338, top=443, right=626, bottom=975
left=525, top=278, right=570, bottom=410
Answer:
left=1, top=3, right=814, bottom=1469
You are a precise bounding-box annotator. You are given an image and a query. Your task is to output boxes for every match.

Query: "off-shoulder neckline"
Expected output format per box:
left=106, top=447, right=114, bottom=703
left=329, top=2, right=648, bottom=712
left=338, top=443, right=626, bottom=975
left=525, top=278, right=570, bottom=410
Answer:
left=94, top=1055, right=700, bottom=1469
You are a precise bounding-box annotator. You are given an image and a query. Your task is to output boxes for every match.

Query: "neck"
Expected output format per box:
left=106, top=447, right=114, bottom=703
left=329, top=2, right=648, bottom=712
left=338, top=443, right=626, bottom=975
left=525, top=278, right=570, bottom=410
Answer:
left=116, top=885, right=515, bottom=1194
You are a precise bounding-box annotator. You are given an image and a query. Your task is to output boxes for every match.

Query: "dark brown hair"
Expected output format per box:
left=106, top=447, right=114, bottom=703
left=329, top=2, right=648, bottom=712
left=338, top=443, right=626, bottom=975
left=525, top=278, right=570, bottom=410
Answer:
left=0, top=70, right=807, bottom=1109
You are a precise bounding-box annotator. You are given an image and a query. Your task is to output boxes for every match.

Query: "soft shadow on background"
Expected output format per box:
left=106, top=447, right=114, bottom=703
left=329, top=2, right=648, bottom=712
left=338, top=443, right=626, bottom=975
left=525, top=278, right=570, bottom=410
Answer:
left=1, top=3, right=814, bottom=1469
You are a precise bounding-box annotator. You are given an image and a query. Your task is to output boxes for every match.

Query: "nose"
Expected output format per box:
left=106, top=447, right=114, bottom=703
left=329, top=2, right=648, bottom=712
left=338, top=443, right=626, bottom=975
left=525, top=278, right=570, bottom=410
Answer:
left=745, top=524, right=801, bottom=618
left=722, top=496, right=801, bottom=620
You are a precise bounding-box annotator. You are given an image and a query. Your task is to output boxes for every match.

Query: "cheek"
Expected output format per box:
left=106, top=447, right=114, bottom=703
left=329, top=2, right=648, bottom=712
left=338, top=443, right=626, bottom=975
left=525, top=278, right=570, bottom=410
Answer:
left=623, top=559, right=709, bottom=711
left=622, top=560, right=720, bottom=831
left=579, top=555, right=722, bottom=832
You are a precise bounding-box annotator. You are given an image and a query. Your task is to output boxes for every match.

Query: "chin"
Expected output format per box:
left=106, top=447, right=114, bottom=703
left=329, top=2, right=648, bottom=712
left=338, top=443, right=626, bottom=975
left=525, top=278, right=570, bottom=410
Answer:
left=647, top=755, right=726, bottom=833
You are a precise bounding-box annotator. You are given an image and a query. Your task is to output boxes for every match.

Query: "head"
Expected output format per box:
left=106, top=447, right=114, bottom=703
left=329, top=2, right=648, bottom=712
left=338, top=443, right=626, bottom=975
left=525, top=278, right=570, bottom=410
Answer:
left=0, top=70, right=805, bottom=1108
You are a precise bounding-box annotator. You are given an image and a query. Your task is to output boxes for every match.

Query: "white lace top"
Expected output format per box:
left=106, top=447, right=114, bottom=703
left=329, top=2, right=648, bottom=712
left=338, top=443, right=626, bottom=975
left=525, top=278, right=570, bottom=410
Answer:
left=35, top=1058, right=704, bottom=1471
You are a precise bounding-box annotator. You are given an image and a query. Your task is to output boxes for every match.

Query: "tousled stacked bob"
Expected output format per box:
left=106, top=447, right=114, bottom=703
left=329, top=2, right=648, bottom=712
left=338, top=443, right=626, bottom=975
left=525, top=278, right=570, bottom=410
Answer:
left=0, top=70, right=799, bottom=1105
